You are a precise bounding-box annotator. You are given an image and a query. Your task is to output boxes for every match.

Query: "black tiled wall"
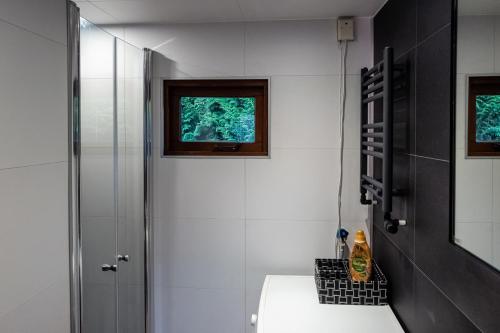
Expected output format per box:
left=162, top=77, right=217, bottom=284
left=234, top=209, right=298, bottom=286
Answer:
left=373, top=0, right=500, bottom=332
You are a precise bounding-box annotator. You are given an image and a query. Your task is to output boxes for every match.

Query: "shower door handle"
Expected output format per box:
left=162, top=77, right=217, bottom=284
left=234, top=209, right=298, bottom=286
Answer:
left=117, top=254, right=130, bottom=262
left=101, top=264, right=117, bottom=272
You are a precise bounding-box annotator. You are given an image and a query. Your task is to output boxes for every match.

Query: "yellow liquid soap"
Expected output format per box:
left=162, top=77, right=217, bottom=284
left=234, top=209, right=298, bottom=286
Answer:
left=349, top=230, right=372, bottom=282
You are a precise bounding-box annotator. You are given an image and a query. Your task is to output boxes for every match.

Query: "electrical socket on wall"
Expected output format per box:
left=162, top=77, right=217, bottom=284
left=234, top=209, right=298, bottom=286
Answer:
left=337, top=17, right=355, bottom=41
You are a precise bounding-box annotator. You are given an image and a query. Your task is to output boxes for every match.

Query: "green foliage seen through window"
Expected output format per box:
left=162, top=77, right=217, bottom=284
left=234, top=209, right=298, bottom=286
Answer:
left=180, top=97, right=256, bottom=143
left=476, top=95, right=500, bottom=142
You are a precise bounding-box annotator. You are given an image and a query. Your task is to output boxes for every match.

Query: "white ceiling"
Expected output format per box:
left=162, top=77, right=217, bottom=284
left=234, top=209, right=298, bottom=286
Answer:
left=75, top=0, right=387, bottom=25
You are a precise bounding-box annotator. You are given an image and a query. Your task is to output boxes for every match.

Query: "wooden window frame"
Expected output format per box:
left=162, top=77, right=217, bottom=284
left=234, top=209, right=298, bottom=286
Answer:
left=163, top=79, right=268, bottom=156
left=467, top=76, right=500, bottom=157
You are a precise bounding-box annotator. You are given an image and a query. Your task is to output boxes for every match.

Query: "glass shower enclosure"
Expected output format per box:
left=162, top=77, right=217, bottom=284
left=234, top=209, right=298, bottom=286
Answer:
left=68, top=3, right=152, bottom=333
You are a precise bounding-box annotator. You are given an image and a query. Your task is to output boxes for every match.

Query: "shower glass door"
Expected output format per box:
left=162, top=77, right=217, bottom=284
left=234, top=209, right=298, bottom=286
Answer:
left=116, top=37, right=146, bottom=333
left=79, top=18, right=145, bottom=333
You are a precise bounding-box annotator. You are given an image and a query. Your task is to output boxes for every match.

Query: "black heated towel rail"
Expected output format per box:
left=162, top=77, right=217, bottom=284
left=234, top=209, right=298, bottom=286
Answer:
left=360, top=47, right=406, bottom=234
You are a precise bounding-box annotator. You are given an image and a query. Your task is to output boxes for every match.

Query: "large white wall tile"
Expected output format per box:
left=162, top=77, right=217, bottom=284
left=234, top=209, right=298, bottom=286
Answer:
left=270, top=75, right=339, bottom=149
left=93, top=0, right=243, bottom=25
left=0, top=2, right=69, bottom=332
left=154, top=150, right=245, bottom=219
left=152, top=220, right=165, bottom=333
left=267, top=74, right=361, bottom=150
left=117, top=285, right=146, bottom=333
left=493, top=160, right=500, bottom=222
left=152, top=51, right=191, bottom=79
left=118, top=41, right=144, bottom=80
left=344, top=75, right=362, bottom=150
left=245, top=19, right=371, bottom=76
left=245, top=219, right=334, bottom=291
left=246, top=149, right=338, bottom=221
left=81, top=79, right=115, bottom=147
left=244, top=288, right=261, bottom=333
left=117, top=217, right=147, bottom=286
left=494, top=17, right=500, bottom=73
left=78, top=2, right=118, bottom=26
left=80, top=22, right=115, bottom=79
left=493, top=224, right=500, bottom=268
left=245, top=20, right=339, bottom=76
left=152, top=78, right=163, bottom=149
left=455, top=222, right=493, bottom=264
left=455, top=74, right=466, bottom=150
left=80, top=217, right=117, bottom=286
left=164, top=287, right=244, bottom=333
left=455, top=150, right=493, bottom=223
left=346, top=18, right=373, bottom=74
left=80, top=148, right=115, bottom=218
left=237, top=0, right=381, bottom=22
left=82, top=284, right=116, bottom=333
left=125, top=23, right=245, bottom=78
left=0, top=163, right=68, bottom=318
left=341, top=149, right=369, bottom=224
left=0, top=276, right=69, bottom=333
left=0, top=0, right=67, bottom=45
left=158, top=218, right=244, bottom=289
left=0, top=20, right=67, bottom=169
left=457, top=16, right=495, bottom=74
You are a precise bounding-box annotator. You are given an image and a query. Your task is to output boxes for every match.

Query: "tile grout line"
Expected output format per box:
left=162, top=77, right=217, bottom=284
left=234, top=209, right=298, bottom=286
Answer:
left=0, top=16, right=66, bottom=47
left=159, top=215, right=344, bottom=223
left=391, top=22, right=450, bottom=66
left=163, top=285, right=245, bottom=291
left=494, top=18, right=496, bottom=72
left=270, top=147, right=364, bottom=151
left=151, top=74, right=362, bottom=79
left=416, top=22, right=451, bottom=49
left=87, top=1, right=120, bottom=23
left=375, top=224, right=482, bottom=332
left=412, top=156, right=416, bottom=263
left=0, top=160, right=67, bottom=172
left=408, top=153, right=450, bottom=163
left=243, top=158, right=248, bottom=332
left=491, top=160, right=495, bottom=260
left=0, top=278, right=63, bottom=321
left=413, top=28, right=418, bottom=266
left=153, top=147, right=364, bottom=154
left=413, top=43, right=418, bottom=166
left=243, top=22, right=247, bottom=76
left=414, top=261, right=482, bottom=332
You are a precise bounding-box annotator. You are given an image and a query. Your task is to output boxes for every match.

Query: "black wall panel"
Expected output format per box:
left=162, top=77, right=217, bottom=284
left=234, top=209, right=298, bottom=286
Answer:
left=373, top=0, right=500, bottom=331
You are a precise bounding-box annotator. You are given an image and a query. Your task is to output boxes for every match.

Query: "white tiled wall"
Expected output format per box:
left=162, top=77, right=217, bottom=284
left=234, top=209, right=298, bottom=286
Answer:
left=0, top=19, right=67, bottom=170
left=455, top=15, right=500, bottom=267
left=0, top=1, right=69, bottom=332
left=107, top=18, right=372, bottom=333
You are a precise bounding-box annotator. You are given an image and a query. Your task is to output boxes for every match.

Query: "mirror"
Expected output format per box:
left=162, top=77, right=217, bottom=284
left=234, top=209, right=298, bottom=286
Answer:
left=455, top=0, right=500, bottom=270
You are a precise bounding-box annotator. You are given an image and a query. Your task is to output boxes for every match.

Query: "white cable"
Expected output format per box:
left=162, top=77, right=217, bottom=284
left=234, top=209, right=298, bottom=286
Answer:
left=335, top=40, right=349, bottom=259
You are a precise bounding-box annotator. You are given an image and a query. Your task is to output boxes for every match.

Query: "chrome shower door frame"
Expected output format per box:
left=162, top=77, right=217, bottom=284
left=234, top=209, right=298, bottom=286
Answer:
left=143, top=47, right=154, bottom=333
left=67, top=2, right=81, bottom=333
left=67, top=2, right=153, bottom=332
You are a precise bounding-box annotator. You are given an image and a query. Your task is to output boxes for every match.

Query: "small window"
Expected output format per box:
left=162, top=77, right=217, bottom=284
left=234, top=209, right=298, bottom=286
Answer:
left=467, top=76, right=500, bottom=156
left=163, top=79, right=268, bottom=156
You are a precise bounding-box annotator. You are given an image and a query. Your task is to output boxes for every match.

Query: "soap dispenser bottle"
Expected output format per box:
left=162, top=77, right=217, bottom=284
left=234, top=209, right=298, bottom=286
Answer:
left=349, top=230, right=372, bottom=282
left=335, top=228, right=350, bottom=259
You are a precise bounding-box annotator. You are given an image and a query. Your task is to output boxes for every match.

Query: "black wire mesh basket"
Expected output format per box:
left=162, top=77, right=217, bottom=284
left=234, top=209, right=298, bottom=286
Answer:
left=314, top=258, right=388, bottom=305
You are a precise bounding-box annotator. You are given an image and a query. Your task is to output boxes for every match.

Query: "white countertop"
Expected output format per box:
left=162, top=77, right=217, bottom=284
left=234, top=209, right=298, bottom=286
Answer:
left=256, top=275, right=404, bottom=333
